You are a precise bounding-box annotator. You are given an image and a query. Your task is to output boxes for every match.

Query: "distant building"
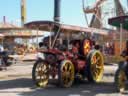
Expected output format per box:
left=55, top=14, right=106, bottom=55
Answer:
left=0, top=19, right=44, bottom=53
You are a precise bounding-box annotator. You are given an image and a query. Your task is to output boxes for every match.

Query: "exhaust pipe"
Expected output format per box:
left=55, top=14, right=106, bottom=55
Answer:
left=52, top=0, right=61, bottom=48
left=54, top=0, right=61, bottom=22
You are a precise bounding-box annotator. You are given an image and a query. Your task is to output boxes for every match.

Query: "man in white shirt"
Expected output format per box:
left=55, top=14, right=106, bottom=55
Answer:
left=0, top=44, right=7, bottom=70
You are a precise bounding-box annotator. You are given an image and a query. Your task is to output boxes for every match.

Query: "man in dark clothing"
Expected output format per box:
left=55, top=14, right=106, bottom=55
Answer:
left=120, top=40, right=128, bottom=67
left=0, top=44, right=7, bottom=70
left=121, top=40, right=128, bottom=58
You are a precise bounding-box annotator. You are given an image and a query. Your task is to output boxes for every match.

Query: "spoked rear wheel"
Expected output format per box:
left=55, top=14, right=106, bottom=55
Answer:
left=115, top=69, right=127, bottom=93
left=59, top=60, right=75, bottom=88
left=32, top=60, right=49, bottom=88
left=86, top=50, right=104, bottom=82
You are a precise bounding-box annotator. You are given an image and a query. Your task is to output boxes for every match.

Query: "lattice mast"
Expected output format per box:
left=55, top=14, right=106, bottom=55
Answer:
left=114, top=0, right=125, bottom=16
left=83, top=0, right=106, bottom=28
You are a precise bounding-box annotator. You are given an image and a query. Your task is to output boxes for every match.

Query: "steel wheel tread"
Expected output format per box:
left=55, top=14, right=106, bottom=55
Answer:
left=32, top=60, right=49, bottom=88
left=86, top=50, right=104, bottom=82
left=59, top=60, right=75, bottom=88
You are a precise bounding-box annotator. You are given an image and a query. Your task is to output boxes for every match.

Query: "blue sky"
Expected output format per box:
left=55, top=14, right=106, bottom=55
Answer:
left=0, top=0, right=127, bottom=27
left=0, top=0, right=95, bottom=27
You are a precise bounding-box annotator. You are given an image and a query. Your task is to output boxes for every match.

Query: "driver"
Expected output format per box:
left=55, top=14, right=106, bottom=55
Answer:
left=71, top=40, right=81, bottom=59
left=71, top=40, right=80, bottom=54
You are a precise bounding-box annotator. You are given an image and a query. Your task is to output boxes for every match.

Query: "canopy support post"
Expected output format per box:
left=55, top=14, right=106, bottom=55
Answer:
left=120, top=23, right=123, bottom=54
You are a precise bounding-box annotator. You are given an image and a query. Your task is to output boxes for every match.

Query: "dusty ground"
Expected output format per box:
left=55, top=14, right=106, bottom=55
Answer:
left=0, top=61, right=127, bottom=96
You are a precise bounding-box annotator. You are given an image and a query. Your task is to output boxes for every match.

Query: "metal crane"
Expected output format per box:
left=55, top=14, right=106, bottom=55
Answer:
left=114, top=0, right=125, bottom=16
left=83, top=0, right=125, bottom=28
left=83, top=0, right=106, bottom=28
left=84, top=0, right=106, bottom=14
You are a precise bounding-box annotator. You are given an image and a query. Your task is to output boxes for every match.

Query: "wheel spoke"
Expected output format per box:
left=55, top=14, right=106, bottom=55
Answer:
left=66, top=63, right=70, bottom=71
left=96, top=65, right=102, bottom=69
left=33, top=61, right=49, bottom=87
left=60, top=61, right=74, bottom=87
left=67, top=63, right=70, bottom=71
left=62, top=72, right=66, bottom=78
left=69, top=65, right=72, bottom=71
left=64, top=77, right=68, bottom=84
left=90, top=51, right=103, bottom=82
left=96, top=57, right=101, bottom=64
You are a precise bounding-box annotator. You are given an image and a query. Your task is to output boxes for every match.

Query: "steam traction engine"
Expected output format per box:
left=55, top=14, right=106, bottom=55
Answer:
left=24, top=0, right=106, bottom=88
left=25, top=21, right=105, bottom=88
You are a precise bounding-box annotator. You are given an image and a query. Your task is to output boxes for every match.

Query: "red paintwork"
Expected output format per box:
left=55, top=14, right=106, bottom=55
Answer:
left=38, top=48, right=62, bottom=54
left=76, top=60, right=86, bottom=70
left=39, top=47, right=87, bottom=72
left=38, top=38, right=94, bottom=74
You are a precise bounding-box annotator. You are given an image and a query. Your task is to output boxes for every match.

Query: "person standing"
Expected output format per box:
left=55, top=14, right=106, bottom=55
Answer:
left=0, top=44, right=7, bottom=70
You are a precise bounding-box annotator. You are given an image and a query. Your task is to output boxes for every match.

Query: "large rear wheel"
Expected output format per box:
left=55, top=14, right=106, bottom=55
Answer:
left=115, top=69, right=127, bottom=93
left=59, top=60, right=75, bottom=87
left=32, top=60, right=49, bottom=88
left=86, top=50, right=104, bottom=82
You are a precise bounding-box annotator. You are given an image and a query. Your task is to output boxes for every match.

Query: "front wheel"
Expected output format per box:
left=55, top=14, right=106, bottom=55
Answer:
left=32, top=60, right=49, bottom=88
left=115, top=69, right=127, bottom=93
left=58, top=60, right=75, bottom=87
left=86, top=50, right=104, bottom=83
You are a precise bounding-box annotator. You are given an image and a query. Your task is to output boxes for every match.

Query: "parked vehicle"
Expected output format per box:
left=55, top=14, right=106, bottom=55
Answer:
left=25, top=23, right=105, bottom=88
left=32, top=38, right=104, bottom=88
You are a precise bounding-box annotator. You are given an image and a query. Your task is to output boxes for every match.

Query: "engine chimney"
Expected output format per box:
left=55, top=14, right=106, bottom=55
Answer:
left=3, top=16, right=6, bottom=24
left=52, top=0, right=61, bottom=48
left=54, top=0, right=61, bottom=22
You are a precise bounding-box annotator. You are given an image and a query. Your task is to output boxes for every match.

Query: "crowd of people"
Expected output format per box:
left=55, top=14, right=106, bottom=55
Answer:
left=0, top=43, right=37, bottom=70
left=104, top=42, right=115, bottom=55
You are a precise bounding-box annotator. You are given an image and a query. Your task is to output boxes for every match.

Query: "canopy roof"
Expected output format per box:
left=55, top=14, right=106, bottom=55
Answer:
left=0, top=27, right=44, bottom=38
left=108, top=16, right=128, bottom=30
left=0, top=28, right=44, bottom=38
left=0, top=22, right=18, bottom=28
left=24, top=21, right=108, bottom=35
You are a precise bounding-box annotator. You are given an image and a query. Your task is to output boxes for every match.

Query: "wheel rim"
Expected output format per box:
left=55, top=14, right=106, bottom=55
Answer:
left=90, top=51, right=104, bottom=82
left=35, top=62, right=49, bottom=87
left=60, top=60, right=74, bottom=87
left=117, top=70, right=127, bottom=92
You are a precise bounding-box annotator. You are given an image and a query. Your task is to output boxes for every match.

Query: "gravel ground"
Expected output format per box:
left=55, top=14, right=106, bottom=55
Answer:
left=0, top=61, right=127, bottom=96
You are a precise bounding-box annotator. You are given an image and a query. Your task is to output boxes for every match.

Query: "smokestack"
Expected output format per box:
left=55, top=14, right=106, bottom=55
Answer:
left=52, top=0, right=61, bottom=48
left=3, top=16, right=6, bottom=24
left=54, top=0, right=61, bottom=22
left=21, top=0, right=26, bottom=27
